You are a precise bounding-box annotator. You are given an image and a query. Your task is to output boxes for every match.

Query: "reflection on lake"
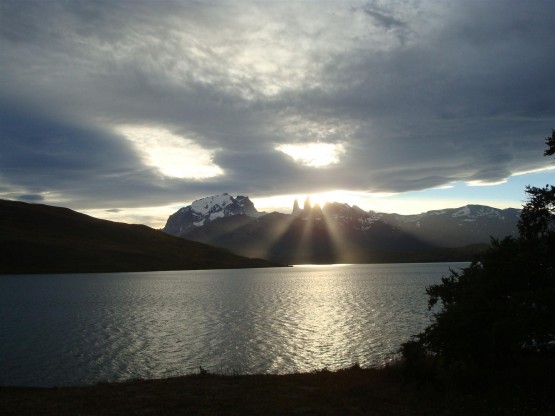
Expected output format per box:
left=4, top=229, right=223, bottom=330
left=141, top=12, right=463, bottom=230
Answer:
left=0, top=262, right=467, bottom=387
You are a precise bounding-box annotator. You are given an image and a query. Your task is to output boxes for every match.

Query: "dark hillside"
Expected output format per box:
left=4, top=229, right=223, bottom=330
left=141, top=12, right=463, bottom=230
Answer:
left=0, top=199, right=279, bottom=274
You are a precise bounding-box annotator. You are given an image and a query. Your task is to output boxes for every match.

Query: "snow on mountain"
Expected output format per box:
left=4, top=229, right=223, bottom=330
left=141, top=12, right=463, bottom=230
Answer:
left=291, top=200, right=519, bottom=242
left=382, top=205, right=516, bottom=223
left=322, top=202, right=380, bottom=231
left=190, top=194, right=233, bottom=216
left=451, top=205, right=510, bottom=220
left=163, top=193, right=262, bottom=236
left=379, top=204, right=521, bottom=247
left=452, top=206, right=471, bottom=218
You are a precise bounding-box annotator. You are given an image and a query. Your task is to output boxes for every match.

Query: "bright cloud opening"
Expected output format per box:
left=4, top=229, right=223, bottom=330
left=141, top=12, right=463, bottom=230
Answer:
left=512, top=166, right=555, bottom=176
left=276, top=142, right=346, bottom=168
left=466, top=180, right=508, bottom=187
left=118, top=126, right=223, bottom=179
left=253, top=190, right=394, bottom=214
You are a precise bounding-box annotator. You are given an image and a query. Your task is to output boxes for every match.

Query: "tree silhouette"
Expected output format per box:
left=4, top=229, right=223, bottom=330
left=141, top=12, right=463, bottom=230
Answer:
left=519, top=130, right=555, bottom=240
left=544, top=129, right=555, bottom=157
left=518, top=184, right=555, bottom=240
left=401, top=131, right=555, bottom=365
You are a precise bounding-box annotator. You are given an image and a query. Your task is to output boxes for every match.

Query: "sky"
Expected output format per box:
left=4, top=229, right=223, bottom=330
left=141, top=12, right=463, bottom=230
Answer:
left=1, top=0, right=554, bottom=228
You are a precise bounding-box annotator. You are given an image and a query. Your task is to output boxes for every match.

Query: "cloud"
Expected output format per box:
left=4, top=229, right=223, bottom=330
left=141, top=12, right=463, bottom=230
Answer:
left=16, top=194, right=45, bottom=203
left=0, top=0, right=554, bottom=215
left=358, top=3, right=412, bottom=44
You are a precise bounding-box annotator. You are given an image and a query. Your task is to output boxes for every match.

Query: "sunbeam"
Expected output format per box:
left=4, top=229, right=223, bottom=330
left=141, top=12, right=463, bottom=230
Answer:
left=319, top=209, right=349, bottom=263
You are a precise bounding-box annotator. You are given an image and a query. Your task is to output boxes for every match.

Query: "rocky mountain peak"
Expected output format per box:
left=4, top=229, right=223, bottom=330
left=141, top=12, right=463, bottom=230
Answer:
left=291, top=197, right=324, bottom=219
left=163, top=193, right=261, bottom=236
left=292, top=199, right=302, bottom=216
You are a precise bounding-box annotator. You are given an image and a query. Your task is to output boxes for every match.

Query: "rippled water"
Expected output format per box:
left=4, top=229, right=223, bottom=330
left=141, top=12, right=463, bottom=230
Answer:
left=0, top=262, right=467, bottom=387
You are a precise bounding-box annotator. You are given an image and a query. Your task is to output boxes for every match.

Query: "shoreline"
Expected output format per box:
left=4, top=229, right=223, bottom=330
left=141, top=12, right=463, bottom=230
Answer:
left=0, top=366, right=415, bottom=416
left=2, top=361, right=553, bottom=416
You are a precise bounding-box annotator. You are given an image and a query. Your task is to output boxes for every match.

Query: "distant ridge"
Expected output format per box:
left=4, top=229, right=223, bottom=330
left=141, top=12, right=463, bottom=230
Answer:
left=0, top=199, right=280, bottom=274
left=377, top=204, right=520, bottom=247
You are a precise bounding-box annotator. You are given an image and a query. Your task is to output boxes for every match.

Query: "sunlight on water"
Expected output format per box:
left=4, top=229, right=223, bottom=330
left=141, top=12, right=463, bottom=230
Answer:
left=0, top=263, right=467, bottom=387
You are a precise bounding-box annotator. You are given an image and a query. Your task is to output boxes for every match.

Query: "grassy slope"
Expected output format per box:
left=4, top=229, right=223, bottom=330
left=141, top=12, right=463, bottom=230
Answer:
left=2, top=359, right=553, bottom=416
left=0, top=199, right=280, bottom=274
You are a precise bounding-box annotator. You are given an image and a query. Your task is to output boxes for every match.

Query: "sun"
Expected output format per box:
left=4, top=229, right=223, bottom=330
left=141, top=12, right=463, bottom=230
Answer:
left=301, top=191, right=367, bottom=209
left=306, top=193, right=334, bottom=208
left=252, top=190, right=372, bottom=214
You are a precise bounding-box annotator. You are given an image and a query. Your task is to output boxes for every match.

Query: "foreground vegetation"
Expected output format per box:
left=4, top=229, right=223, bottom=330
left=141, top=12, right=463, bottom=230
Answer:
left=396, top=130, right=555, bottom=414
left=2, top=359, right=554, bottom=416
left=401, top=131, right=554, bottom=364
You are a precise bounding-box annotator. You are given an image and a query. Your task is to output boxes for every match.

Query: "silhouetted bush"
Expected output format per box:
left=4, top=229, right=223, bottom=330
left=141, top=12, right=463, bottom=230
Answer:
left=402, top=131, right=555, bottom=367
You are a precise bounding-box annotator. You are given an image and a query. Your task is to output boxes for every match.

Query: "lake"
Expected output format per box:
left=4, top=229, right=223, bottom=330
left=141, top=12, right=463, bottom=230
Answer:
left=0, top=262, right=467, bottom=387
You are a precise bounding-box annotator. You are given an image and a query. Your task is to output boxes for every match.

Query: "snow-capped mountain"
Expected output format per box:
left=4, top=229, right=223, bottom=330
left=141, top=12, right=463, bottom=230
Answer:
left=378, top=204, right=521, bottom=247
left=312, top=202, right=520, bottom=247
left=163, top=193, right=262, bottom=236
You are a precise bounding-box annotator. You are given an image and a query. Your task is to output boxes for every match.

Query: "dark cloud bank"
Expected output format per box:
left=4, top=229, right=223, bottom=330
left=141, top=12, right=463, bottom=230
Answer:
left=1, top=0, right=554, bottom=213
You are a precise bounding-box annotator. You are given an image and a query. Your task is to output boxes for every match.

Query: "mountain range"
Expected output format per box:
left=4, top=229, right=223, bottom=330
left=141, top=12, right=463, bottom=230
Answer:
left=0, top=199, right=279, bottom=274
left=0, top=194, right=521, bottom=274
left=163, top=194, right=520, bottom=264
